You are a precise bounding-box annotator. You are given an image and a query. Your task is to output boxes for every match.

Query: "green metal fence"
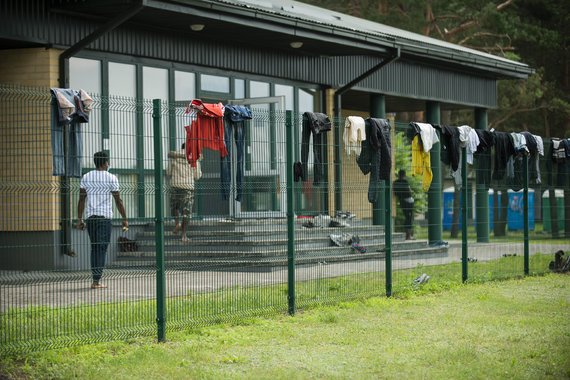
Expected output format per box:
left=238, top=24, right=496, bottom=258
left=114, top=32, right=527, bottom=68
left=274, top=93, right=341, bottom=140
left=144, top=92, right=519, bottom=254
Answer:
left=1, top=84, right=568, bottom=355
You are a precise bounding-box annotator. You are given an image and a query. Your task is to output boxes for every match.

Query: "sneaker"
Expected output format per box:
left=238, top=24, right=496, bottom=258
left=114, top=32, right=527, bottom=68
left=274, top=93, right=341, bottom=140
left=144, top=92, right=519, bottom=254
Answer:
left=91, top=281, right=107, bottom=289
left=413, top=273, right=430, bottom=285
left=349, top=234, right=360, bottom=244
left=302, top=221, right=316, bottom=229
left=351, top=242, right=367, bottom=253
left=329, top=219, right=349, bottom=228
left=330, top=233, right=352, bottom=246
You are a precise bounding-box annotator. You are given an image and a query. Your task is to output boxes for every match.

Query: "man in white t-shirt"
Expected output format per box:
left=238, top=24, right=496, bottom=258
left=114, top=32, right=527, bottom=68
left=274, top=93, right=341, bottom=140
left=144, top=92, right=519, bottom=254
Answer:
left=77, top=151, right=128, bottom=289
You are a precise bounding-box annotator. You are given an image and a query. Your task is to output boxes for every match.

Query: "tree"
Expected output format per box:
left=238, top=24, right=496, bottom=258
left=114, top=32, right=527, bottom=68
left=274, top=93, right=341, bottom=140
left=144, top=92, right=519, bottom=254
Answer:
left=300, top=0, right=569, bottom=138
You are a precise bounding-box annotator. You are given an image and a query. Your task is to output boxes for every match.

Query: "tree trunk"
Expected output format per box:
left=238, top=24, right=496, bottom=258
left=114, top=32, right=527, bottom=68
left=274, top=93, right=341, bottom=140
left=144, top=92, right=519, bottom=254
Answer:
left=451, top=187, right=460, bottom=238
left=549, top=188, right=559, bottom=238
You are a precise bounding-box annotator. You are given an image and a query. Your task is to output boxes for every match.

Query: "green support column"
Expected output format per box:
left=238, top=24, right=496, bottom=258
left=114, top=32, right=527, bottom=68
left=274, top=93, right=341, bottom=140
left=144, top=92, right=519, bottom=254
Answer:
left=370, top=94, right=385, bottom=225
left=333, top=94, right=342, bottom=212
left=426, top=101, right=442, bottom=245
left=475, top=108, right=490, bottom=242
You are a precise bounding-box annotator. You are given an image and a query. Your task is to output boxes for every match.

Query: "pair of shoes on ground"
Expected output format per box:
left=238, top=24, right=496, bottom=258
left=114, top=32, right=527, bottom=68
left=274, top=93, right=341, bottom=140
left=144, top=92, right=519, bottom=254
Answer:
left=467, top=257, right=478, bottom=263
left=335, top=211, right=356, bottom=219
left=91, top=281, right=107, bottom=289
left=413, top=273, right=430, bottom=286
left=351, top=242, right=366, bottom=254
left=330, top=233, right=361, bottom=247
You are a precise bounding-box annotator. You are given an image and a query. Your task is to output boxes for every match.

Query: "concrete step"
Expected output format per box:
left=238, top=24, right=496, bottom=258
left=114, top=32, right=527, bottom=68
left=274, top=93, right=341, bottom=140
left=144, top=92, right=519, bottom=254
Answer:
left=115, top=239, right=438, bottom=259
left=109, top=245, right=448, bottom=271
left=153, top=217, right=368, bottom=233
left=132, top=231, right=404, bottom=252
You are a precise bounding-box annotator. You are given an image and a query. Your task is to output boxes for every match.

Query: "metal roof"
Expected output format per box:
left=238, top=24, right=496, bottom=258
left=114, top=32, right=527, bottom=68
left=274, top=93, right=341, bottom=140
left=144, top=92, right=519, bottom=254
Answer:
left=158, top=0, right=532, bottom=79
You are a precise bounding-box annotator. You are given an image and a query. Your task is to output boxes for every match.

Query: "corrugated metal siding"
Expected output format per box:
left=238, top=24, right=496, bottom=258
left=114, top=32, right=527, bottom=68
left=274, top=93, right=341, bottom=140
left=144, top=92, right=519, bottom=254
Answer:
left=1, top=0, right=497, bottom=108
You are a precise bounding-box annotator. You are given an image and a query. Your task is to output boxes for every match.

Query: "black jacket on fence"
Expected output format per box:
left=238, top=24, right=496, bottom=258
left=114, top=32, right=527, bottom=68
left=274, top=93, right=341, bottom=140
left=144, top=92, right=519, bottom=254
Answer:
left=474, top=129, right=494, bottom=189
left=520, top=131, right=541, bottom=185
left=356, top=118, right=391, bottom=204
left=435, top=125, right=460, bottom=172
left=301, top=112, right=331, bottom=186
left=492, top=131, right=515, bottom=181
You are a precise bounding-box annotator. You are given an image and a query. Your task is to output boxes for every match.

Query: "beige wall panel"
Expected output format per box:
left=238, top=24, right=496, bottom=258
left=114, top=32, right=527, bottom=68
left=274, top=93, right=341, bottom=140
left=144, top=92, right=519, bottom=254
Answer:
left=0, top=48, right=62, bottom=231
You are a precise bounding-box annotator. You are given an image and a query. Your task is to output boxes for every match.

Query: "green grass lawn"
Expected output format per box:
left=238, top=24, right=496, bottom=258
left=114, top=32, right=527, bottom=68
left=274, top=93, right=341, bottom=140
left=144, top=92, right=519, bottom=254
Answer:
left=412, top=221, right=570, bottom=244
left=1, top=273, right=568, bottom=379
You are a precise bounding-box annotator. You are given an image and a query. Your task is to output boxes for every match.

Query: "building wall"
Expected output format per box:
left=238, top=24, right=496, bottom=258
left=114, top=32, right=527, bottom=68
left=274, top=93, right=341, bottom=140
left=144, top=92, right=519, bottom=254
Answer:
left=0, top=48, right=61, bottom=231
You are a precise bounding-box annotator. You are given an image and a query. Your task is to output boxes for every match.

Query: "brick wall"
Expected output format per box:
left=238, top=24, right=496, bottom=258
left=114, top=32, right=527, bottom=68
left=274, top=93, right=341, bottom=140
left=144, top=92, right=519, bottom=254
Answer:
left=0, top=48, right=62, bottom=231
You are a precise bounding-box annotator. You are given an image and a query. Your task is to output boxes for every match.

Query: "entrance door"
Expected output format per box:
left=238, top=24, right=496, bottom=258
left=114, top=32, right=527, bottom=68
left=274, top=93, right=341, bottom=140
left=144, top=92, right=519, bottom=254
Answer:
left=227, top=96, right=286, bottom=218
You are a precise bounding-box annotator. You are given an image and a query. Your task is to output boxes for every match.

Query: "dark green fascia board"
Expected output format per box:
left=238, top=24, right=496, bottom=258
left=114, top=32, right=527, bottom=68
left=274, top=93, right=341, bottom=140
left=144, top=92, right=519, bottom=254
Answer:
left=143, top=0, right=395, bottom=56
left=146, top=0, right=532, bottom=79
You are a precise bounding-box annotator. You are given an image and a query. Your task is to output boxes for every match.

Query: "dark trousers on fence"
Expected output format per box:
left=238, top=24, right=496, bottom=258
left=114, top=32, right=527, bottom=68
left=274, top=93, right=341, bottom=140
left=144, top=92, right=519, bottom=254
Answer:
left=301, top=122, right=326, bottom=186
left=86, top=216, right=112, bottom=282
left=221, top=120, right=245, bottom=202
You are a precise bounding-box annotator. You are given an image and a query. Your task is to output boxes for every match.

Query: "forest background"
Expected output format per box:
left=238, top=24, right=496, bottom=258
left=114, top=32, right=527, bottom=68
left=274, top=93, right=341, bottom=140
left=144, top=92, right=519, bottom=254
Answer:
left=298, top=0, right=569, bottom=139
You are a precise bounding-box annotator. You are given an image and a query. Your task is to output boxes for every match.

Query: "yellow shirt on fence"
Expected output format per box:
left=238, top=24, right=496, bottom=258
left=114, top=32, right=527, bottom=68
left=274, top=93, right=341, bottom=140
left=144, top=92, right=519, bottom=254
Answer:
left=411, top=135, right=433, bottom=191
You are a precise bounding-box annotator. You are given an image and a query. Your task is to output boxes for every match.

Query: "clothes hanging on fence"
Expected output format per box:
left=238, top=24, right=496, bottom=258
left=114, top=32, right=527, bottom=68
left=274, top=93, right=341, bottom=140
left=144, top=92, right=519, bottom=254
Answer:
left=547, top=138, right=569, bottom=188
left=221, top=105, right=252, bottom=202
left=411, top=135, right=432, bottom=191
left=185, top=100, right=227, bottom=167
left=511, top=132, right=529, bottom=153
left=521, top=132, right=541, bottom=185
left=435, top=125, right=460, bottom=172
left=492, top=131, right=515, bottom=181
left=50, top=88, right=93, bottom=178
left=413, top=122, right=439, bottom=153
left=474, top=129, right=494, bottom=189
left=356, top=118, right=391, bottom=203
left=343, top=116, right=366, bottom=156
left=445, top=125, right=478, bottom=189
left=301, top=112, right=331, bottom=186
left=458, top=125, right=479, bottom=165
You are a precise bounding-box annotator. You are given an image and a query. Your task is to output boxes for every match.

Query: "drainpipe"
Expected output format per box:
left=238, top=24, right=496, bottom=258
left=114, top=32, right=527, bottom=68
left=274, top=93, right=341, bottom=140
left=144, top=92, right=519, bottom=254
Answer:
left=333, top=47, right=400, bottom=213
left=58, top=2, right=144, bottom=257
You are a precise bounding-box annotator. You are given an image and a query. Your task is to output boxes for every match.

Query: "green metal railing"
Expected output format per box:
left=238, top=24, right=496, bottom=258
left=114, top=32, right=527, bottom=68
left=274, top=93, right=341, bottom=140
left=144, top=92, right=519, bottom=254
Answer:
left=1, top=83, right=568, bottom=355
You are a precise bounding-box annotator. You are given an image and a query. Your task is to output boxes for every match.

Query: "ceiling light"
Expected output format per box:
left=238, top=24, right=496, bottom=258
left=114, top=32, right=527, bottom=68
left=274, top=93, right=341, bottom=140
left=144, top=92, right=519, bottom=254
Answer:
left=190, top=24, right=205, bottom=32
left=290, top=41, right=303, bottom=49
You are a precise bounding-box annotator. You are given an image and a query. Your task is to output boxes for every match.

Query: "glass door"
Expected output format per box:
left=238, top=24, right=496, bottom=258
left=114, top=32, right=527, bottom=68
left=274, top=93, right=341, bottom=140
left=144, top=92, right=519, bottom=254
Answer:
left=227, top=96, right=286, bottom=218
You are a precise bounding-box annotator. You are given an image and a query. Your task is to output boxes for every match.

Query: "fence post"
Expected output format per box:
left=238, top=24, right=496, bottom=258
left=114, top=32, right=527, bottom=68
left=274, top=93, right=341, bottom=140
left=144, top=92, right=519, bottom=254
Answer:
left=462, top=146, right=468, bottom=283
left=523, top=154, right=529, bottom=275
left=153, top=99, right=166, bottom=342
left=385, top=178, right=392, bottom=297
left=286, top=110, right=296, bottom=315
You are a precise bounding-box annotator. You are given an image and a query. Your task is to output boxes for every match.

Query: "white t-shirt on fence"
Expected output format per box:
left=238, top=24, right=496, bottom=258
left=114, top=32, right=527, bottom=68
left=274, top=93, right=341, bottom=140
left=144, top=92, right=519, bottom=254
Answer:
left=80, top=170, right=120, bottom=219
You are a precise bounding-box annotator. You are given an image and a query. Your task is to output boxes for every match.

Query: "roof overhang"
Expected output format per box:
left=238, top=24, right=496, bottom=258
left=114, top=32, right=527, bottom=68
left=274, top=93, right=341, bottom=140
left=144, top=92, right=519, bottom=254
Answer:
left=47, top=0, right=533, bottom=79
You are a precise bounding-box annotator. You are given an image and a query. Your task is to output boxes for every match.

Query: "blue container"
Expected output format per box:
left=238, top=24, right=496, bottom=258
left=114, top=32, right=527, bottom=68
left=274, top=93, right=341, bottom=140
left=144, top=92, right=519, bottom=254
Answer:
left=485, top=190, right=534, bottom=231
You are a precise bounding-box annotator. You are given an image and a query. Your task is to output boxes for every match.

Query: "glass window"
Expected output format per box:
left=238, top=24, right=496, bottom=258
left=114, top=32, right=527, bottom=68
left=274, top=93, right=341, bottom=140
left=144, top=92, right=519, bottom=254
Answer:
left=109, top=62, right=137, bottom=169
left=174, top=71, right=196, bottom=150
left=69, top=57, right=101, bottom=94
left=274, top=84, right=294, bottom=111
left=298, top=88, right=315, bottom=113
left=143, top=66, right=169, bottom=170
left=249, top=81, right=270, bottom=98
left=234, top=79, right=245, bottom=99
left=201, top=74, right=230, bottom=93
left=69, top=57, right=102, bottom=168
left=175, top=71, right=196, bottom=101
left=109, top=62, right=136, bottom=97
